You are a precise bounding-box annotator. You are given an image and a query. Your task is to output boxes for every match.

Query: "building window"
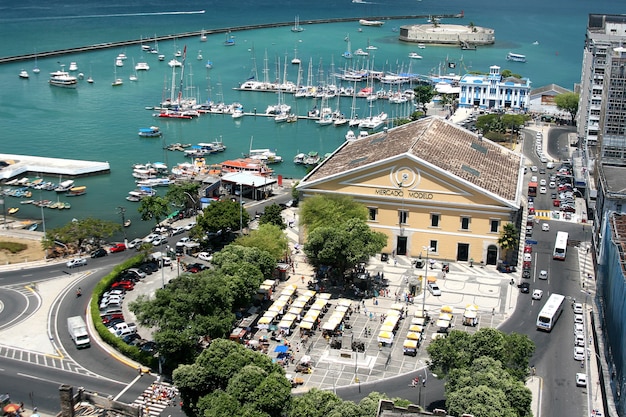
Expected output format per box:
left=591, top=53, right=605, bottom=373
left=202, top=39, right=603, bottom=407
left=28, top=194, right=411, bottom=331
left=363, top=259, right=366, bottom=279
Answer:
left=431, top=213, right=440, bottom=227
left=399, top=210, right=408, bottom=225
left=461, top=216, right=470, bottom=230
left=430, top=240, right=438, bottom=253
left=368, top=207, right=378, bottom=221
left=490, top=219, right=500, bottom=233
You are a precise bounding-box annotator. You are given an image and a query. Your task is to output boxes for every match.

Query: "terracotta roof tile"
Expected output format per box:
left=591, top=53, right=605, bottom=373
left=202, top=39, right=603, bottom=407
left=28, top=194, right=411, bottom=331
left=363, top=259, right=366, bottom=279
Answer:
left=304, top=117, right=521, bottom=202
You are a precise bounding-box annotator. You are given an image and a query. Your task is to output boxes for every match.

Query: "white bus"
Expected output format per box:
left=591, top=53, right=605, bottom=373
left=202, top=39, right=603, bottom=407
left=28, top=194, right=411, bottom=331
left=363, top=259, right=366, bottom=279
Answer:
left=553, top=231, right=568, bottom=260
left=536, top=293, right=565, bottom=331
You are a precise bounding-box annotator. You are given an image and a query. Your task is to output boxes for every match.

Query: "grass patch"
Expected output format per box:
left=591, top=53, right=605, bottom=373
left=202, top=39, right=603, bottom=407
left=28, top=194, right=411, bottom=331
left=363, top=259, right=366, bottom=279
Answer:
left=0, top=241, right=28, bottom=253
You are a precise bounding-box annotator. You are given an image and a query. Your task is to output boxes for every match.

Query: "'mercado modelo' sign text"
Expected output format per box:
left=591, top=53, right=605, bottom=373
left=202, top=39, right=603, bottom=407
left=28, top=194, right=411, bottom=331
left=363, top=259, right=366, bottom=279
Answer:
left=374, top=189, right=434, bottom=199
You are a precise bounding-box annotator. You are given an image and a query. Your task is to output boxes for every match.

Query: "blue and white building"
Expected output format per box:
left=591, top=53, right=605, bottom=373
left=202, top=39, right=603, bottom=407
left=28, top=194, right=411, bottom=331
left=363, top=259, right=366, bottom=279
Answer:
left=458, top=65, right=531, bottom=111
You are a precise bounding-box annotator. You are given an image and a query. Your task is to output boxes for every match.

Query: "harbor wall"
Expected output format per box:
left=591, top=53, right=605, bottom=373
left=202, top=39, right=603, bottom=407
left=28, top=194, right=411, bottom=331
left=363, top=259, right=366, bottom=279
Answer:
left=0, top=14, right=463, bottom=64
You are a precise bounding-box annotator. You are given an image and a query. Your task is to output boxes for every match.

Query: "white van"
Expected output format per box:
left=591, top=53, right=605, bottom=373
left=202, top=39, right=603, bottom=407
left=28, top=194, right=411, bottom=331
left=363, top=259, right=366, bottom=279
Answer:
left=546, top=161, right=555, bottom=169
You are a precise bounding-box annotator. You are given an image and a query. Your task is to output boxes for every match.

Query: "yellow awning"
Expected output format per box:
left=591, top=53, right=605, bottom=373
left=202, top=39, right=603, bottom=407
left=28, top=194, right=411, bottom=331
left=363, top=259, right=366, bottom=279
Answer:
left=441, top=305, right=453, bottom=313
left=465, top=304, right=479, bottom=311
left=439, top=313, right=453, bottom=321
left=299, top=320, right=314, bottom=329
left=378, top=330, right=392, bottom=339
left=403, top=339, right=418, bottom=348
left=409, top=324, right=423, bottom=333
left=380, top=324, right=395, bottom=332
left=407, top=332, right=421, bottom=341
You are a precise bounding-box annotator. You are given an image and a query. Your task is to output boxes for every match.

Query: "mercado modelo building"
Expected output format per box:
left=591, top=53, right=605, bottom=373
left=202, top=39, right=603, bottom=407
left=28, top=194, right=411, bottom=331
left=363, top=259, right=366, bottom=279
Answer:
left=296, top=116, right=524, bottom=265
left=458, top=65, right=531, bottom=111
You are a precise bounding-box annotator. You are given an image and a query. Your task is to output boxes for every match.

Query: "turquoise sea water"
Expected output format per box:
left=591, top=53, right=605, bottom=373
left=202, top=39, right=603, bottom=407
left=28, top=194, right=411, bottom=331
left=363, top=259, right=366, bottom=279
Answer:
left=0, top=0, right=622, bottom=237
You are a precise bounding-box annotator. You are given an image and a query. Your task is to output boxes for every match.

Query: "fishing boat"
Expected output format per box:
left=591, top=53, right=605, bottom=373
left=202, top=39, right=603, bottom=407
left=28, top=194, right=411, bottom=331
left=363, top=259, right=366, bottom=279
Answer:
left=506, top=52, right=527, bottom=62
left=304, top=151, right=321, bottom=166
left=291, top=15, right=304, bottom=32
left=359, top=19, right=384, bottom=27
left=138, top=126, right=162, bottom=137
left=19, top=70, right=29, bottom=79
left=49, top=65, right=78, bottom=88
left=8, top=207, right=19, bottom=215
left=124, top=219, right=132, bottom=227
left=67, top=186, right=87, bottom=196
left=293, top=153, right=307, bottom=165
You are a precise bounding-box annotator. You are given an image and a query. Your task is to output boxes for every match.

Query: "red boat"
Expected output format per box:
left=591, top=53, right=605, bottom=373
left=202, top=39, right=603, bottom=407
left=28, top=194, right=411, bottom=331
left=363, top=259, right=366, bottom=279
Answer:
left=156, top=110, right=193, bottom=120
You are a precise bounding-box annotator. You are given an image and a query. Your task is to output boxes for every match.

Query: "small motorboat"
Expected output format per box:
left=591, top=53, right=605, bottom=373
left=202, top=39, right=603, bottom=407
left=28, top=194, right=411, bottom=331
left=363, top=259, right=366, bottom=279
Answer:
left=8, top=207, right=19, bottom=215
left=124, top=219, right=131, bottom=227
left=27, top=223, right=38, bottom=231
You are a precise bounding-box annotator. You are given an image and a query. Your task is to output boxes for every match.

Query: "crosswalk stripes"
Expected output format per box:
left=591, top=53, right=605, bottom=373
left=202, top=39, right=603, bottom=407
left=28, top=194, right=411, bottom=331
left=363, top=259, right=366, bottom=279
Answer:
left=131, top=382, right=179, bottom=417
left=535, top=210, right=551, bottom=220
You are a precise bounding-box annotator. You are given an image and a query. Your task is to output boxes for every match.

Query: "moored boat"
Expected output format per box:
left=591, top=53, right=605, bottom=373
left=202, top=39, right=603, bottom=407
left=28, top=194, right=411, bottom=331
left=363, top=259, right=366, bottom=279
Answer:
left=359, top=19, right=384, bottom=27
left=138, top=126, right=162, bottom=137
left=55, top=180, right=75, bottom=193
left=506, top=52, right=527, bottom=62
left=49, top=66, right=78, bottom=88
left=409, top=52, right=423, bottom=59
left=8, top=207, right=19, bottom=215
left=220, top=158, right=272, bottom=175
left=124, top=219, right=132, bottom=227
left=19, top=70, right=29, bottom=79
left=66, top=186, right=87, bottom=196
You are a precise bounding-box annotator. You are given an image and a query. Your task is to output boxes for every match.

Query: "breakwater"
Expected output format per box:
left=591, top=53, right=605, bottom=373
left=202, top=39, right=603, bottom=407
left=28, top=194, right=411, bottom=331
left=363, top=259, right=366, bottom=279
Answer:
left=0, top=13, right=463, bottom=64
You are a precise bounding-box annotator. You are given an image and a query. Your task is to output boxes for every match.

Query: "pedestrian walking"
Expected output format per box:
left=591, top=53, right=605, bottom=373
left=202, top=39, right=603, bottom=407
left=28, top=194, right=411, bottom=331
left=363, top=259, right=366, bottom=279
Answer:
left=301, top=276, right=305, bottom=284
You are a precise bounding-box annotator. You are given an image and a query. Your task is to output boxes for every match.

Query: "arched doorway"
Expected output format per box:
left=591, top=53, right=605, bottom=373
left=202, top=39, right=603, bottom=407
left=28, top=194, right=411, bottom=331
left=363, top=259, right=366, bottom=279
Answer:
left=486, top=245, right=498, bottom=265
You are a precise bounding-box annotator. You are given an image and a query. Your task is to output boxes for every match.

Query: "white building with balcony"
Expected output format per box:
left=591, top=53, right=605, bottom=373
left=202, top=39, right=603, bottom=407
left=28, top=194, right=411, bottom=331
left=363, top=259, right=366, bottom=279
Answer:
left=458, top=65, right=530, bottom=111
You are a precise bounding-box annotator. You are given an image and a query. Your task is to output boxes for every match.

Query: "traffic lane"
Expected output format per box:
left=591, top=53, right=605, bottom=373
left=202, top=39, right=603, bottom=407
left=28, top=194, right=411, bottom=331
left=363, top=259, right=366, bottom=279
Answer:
left=0, top=356, right=129, bottom=414
left=547, top=127, right=576, bottom=160
left=0, top=287, right=34, bottom=329
left=336, top=369, right=445, bottom=410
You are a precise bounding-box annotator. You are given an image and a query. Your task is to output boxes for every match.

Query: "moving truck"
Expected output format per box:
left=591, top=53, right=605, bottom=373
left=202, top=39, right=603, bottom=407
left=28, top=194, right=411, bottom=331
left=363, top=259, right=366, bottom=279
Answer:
left=67, top=316, right=91, bottom=348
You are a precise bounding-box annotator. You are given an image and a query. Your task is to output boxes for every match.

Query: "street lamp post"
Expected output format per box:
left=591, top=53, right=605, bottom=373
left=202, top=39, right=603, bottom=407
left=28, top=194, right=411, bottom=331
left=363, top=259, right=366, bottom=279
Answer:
left=239, top=183, right=243, bottom=233
left=422, top=246, right=434, bottom=318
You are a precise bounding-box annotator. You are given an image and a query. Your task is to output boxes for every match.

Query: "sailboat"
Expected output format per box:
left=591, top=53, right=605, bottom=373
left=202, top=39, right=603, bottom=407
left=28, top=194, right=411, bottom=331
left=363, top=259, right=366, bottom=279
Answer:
left=129, top=59, right=138, bottom=81
left=200, top=29, right=207, bottom=42
left=291, top=15, right=304, bottom=32
left=197, top=50, right=203, bottom=60
left=87, top=64, right=94, bottom=83
left=32, top=49, right=40, bottom=74
left=366, top=39, right=378, bottom=51
left=342, top=34, right=353, bottom=59
left=112, top=61, right=123, bottom=86
left=224, top=31, right=235, bottom=46
left=291, top=44, right=301, bottom=65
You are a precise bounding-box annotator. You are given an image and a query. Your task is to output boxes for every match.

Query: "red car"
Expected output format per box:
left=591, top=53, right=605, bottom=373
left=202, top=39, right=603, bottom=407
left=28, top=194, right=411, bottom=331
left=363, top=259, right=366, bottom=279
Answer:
left=524, top=245, right=533, bottom=253
left=553, top=199, right=561, bottom=207
left=101, top=313, right=124, bottom=325
left=110, top=243, right=127, bottom=253
left=111, top=280, right=134, bottom=290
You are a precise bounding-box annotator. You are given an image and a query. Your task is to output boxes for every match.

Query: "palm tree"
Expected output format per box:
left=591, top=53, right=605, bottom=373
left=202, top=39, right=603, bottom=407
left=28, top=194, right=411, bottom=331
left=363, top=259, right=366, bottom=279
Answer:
left=498, top=223, right=519, bottom=262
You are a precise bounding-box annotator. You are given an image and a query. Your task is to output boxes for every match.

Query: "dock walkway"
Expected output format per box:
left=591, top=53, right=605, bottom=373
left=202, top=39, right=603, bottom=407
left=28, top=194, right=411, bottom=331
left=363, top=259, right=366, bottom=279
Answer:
left=0, top=154, right=110, bottom=180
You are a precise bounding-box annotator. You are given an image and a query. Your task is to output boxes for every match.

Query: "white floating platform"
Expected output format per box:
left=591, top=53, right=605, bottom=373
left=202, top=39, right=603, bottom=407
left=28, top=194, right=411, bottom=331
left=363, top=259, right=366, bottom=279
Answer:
left=0, top=154, right=110, bottom=180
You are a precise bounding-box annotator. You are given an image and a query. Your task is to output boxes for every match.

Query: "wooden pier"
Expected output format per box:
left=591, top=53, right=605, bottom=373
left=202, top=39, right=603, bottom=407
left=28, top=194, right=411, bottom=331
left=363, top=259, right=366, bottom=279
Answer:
left=0, top=13, right=463, bottom=64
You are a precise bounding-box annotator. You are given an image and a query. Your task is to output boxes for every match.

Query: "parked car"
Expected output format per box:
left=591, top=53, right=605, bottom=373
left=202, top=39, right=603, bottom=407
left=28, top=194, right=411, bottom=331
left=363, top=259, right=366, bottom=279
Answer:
left=196, top=252, right=213, bottom=262
left=66, top=258, right=87, bottom=268
left=127, top=238, right=143, bottom=249
left=171, top=226, right=185, bottom=236
left=427, top=282, right=441, bottom=296
left=91, top=248, right=108, bottom=258
left=152, top=235, right=168, bottom=246
left=524, top=245, right=533, bottom=253
left=111, top=280, right=134, bottom=291
left=576, top=373, right=587, bottom=387
left=126, top=268, right=147, bottom=279
left=522, top=270, right=531, bottom=279
left=184, top=221, right=196, bottom=231
left=574, top=346, right=585, bottom=361
left=110, top=243, right=127, bottom=253
left=573, top=303, right=584, bottom=314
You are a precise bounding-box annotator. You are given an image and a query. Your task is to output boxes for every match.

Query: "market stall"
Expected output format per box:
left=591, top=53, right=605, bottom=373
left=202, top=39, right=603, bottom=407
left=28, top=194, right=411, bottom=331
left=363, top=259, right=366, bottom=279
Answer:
left=403, top=339, right=418, bottom=356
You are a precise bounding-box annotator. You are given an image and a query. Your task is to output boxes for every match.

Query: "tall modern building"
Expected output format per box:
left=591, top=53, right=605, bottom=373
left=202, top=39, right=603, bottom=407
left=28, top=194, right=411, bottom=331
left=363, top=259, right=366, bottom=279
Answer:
left=578, top=14, right=626, bottom=152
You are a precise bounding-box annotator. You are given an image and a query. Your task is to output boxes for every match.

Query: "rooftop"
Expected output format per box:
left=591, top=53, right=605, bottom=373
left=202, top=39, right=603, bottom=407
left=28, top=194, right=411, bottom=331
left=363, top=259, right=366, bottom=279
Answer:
left=0, top=154, right=110, bottom=180
left=302, top=116, right=522, bottom=203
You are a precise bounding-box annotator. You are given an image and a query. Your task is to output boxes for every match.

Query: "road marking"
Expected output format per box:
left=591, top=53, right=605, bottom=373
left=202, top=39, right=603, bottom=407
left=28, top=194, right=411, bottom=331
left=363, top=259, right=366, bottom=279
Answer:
left=17, top=372, right=65, bottom=385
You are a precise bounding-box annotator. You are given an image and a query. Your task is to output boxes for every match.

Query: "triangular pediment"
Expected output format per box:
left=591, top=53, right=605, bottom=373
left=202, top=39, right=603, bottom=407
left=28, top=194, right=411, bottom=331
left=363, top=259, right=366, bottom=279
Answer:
left=300, top=154, right=516, bottom=209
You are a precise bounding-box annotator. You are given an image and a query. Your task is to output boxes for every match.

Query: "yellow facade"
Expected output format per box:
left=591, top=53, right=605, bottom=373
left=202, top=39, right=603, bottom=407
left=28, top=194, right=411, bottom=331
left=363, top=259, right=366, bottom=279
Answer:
left=297, top=117, right=523, bottom=265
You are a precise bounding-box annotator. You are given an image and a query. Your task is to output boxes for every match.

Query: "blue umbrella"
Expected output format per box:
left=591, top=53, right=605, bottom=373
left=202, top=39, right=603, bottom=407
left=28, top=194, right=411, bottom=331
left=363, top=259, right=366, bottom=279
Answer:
left=274, top=345, right=288, bottom=353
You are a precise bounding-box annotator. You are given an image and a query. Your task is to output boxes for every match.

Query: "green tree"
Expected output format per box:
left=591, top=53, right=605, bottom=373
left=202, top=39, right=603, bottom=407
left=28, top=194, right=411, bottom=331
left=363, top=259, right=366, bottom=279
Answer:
left=130, top=273, right=236, bottom=370
left=138, top=195, right=169, bottom=225
left=475, top=113, right=499, bottom=135
left=212, top=244, right=277, bottom=279
left=198, top=199, right=250, bottom=233
left=303, top=218, right=387, bottom=278
left=299, top=194, right=367, bottom=234
left=502, top=332, right=536, bottom=381
left=289, top=388, right=343, bottom=417
left=252, top=372, right=293, bottom=416
left=554, top=92, right=579, bottom=124
left=235, top=223, right=289, bottom=260
left=447, top=385, right=516, bottom=417
left=498, top=223, right=519, bottom=262
left=43, top=218, right=121, bottom=253
left=426, top=330, right=473, bottom=377
left=413, top=85, right=435, bottom=113
left=258, top=203, right=287, bottom=229
left=165, top=181, right=201, bottom=210
left=197, top=390, right=240, bottom=417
